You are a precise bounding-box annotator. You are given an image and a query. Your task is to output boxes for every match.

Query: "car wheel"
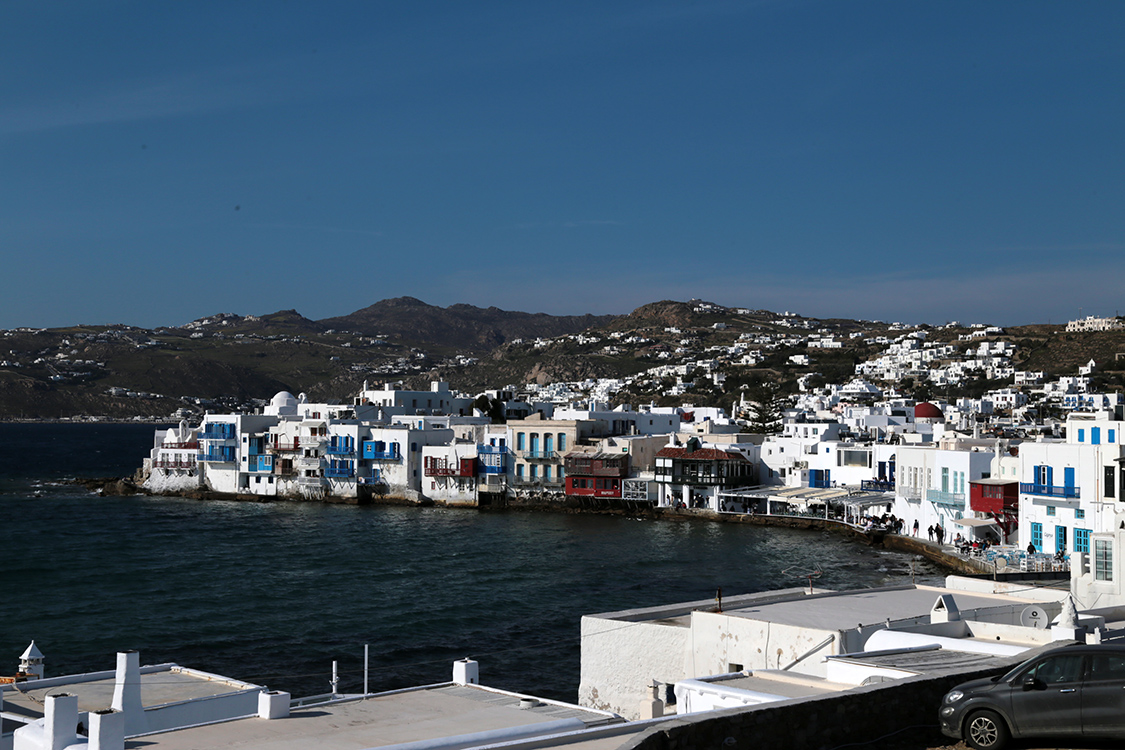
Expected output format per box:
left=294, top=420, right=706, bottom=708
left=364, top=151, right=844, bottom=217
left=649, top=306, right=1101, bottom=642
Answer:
left=965, top=709, right=1010, bottom=750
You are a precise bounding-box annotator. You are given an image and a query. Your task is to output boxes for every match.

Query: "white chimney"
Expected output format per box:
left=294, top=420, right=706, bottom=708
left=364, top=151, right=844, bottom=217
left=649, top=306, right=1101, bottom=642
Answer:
left=45, top=692, right=78, bottom=750
left=19, top=641, right=45, bottom=680
left=452, top=659, right=479, bottom=685
left=110, top=651, right=147, bottom=736
left=89, top=708, right=125, bottom=750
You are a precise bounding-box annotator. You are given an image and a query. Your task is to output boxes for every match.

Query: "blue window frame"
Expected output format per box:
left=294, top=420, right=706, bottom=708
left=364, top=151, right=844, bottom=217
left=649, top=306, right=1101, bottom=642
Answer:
left=1031, top=522, right=1043, bottom=552
left=1056, top=525, right=1067, bottom=553
left=1046, top=506, right=1055, bottom=516
left=1075, top=528, right=1091, bottom=554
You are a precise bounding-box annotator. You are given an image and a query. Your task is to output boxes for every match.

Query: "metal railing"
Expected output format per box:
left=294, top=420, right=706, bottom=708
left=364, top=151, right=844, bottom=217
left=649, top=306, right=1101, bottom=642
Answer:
left=926, top=489, right=965, bottom=508
left=1020, top=483, right=1080, bottom=499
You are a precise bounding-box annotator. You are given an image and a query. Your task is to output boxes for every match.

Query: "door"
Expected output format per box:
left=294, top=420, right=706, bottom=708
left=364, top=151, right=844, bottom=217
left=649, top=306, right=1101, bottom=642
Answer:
left=1031, top=522, right=1043, bottom=552
left=1064, top=467, right=1076, bottom=496
left=1082, top=652, right=1125, bottom=736
left=1056, top=526, right=1067, bottom=554
left=1009, top=653, right=1085, bottom=737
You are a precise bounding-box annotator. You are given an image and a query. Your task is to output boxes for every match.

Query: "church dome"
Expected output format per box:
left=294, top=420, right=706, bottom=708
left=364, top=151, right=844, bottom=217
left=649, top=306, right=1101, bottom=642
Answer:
left=914, top=402, right=944, bottom=420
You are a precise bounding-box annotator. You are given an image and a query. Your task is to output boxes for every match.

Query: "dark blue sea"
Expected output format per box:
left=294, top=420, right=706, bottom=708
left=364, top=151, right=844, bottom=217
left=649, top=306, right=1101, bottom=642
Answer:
left=0, top=423, right=944, bottom=701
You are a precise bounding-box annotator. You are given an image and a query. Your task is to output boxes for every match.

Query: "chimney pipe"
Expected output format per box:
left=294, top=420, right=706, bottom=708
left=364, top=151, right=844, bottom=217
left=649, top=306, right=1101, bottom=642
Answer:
left=89, top=708, right=125, bottom=750
left=45, top=692, right=79, bottom=750
left=111, top=651, right=146, bottom=736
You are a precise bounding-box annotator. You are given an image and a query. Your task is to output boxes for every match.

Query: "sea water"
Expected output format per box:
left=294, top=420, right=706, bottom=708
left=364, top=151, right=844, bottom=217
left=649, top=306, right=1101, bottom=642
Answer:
left=0, top=423, right=945, bottom=701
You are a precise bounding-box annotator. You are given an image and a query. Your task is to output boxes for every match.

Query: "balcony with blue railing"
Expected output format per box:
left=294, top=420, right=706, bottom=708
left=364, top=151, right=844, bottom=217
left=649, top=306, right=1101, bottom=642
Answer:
left=478, top=445, right=508, bottom=454
left=1020, top=483, right=1080, bottom=499
left=325, top=466, right=356, bottom=479
left=926, top=489, right=966, bottom=508
left=861, top=479, right=895, bottom=492
left=197, top=447, right=235, bottom=463
left=359, top=471, right=386, bottom=484
left=199, top=425, right=236, bottom=440
left=326, top=443, right=356, bottom=457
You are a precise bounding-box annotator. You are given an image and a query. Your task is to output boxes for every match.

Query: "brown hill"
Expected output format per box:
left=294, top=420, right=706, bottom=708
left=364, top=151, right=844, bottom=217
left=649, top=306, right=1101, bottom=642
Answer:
left=319, top=297, right=619, bottom=351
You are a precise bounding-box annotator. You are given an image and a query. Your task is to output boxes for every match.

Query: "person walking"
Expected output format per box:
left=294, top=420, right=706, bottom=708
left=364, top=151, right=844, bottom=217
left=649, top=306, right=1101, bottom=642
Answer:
left=913, top=519, right=919, bottom=536
left=927, top=524, right=934, bottom=542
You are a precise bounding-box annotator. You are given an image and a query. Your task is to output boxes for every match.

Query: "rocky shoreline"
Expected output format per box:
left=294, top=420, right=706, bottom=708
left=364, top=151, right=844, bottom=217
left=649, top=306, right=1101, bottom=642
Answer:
left=72, top=476, right=982, bottom=575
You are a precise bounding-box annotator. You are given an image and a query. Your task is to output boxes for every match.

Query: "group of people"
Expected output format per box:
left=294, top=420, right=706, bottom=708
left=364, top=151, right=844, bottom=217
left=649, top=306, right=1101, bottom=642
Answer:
left=925, top=523, right=947, bottom=544
left=954, top=533, right=992, bottom=555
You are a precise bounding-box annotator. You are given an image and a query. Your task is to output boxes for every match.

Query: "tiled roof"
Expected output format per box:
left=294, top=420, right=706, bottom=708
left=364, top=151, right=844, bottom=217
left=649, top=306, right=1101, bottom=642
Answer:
left=656, top=447, right=748, bottom=462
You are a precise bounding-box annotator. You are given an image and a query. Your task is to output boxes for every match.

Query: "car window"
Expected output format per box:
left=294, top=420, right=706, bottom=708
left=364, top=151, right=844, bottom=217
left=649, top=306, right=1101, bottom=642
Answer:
left=1087, top=654, right=1125, bottom=682
left=1028, top=654, right=1084, bottom=684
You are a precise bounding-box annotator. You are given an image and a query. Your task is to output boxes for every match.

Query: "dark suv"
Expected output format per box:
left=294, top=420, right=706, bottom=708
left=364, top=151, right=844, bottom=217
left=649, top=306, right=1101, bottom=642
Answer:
left=939, top=644, right=1125, bottom=750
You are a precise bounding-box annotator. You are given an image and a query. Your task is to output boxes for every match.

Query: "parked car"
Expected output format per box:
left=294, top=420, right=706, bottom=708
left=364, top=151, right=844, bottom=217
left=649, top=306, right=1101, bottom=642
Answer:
left=939, top=643, right=1125, bottom=750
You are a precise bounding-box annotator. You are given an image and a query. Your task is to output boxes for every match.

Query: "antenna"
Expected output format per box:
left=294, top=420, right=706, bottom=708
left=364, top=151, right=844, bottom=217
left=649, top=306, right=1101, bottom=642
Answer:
left=783, top=564, right=823, bottom=595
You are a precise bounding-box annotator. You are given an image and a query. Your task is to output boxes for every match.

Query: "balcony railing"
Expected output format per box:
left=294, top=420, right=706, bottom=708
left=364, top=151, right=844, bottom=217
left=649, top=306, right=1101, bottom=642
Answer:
left=1020, top=483, right=1080, bottom=499
left=197, top=449, right=235, bottom=463
left=513, top=477, right=564, bottom=488
left=899, top=487, right=923, bottom=502
left=160, top=441, right=198, bottom=450
left=522, top=450, right=558, bottom=460
left=366, top=450, right=401, bottom=461
left=926, top=489, right=966, bottom=508
left=326, top=445, right=356, bottom=457
left=152, top=459, right=196, bottom=469
left=478, top=445, right=508, bottom=455
left=198, top=428, right=235, bottom=440
left=325, top=467, right=355, bottom=479
left=269, top=441, right=301, bottom=452
left=860, top=480, right=895, bottom=492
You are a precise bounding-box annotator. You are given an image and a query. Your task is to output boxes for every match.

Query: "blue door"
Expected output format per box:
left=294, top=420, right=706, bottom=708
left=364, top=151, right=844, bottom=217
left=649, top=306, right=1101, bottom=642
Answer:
left=1031, top=522, right=1043, bottom=552
left=1064, top=467, right=1075, bottom=497
left=1092, top=427, right=1101, bottom=445
left=1056, top=526, right=1067, bottom=553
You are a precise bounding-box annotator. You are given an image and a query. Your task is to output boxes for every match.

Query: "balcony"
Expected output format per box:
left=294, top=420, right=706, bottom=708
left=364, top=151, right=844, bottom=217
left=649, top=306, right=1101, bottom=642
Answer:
left=160, top=441, right=198, bottom=450
left=197, top=448, right=235, bottom=463
left=248, top=456, right=273, bottom=473
left=478, top=445, right=508, bottom=455
left=522, top=450, right=558, bottom=460
left=860, top=480, right=895, bottom=492
left=152, top=459, right=196, bottom=470
left=513, top=477, right=564, bottom=489
left=296, top=456, right=322, bottom=469
left=326, top=445, right=356, bottom=457
left=926, top=489, right=966, bottom=509
left=269, top=441, right=301, bottom=452
left=198, top=427, right=235, bottom=440
left=325, top=466, right=355, bottom=479
left=899, top=487, right=923, bottom=502
left=1020, top=483, right=1080, bottom=499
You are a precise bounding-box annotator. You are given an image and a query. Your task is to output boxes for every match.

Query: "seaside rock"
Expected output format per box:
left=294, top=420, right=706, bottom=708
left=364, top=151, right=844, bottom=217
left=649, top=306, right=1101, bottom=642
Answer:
left=99, top=478, right=141, bottom=496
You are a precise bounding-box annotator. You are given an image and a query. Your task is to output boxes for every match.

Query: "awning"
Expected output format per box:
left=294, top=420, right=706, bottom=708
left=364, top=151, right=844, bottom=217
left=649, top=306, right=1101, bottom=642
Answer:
left=954, top=517, right=998, bottom=528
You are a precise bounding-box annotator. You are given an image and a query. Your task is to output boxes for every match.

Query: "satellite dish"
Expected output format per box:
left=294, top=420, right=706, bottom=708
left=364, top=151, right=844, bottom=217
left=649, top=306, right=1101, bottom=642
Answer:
left=1020, top=606, right=1048, bottom=629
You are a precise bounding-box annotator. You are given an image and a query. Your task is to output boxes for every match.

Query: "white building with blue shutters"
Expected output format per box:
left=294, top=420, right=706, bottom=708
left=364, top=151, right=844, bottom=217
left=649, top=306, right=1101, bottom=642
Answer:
left=892, top=442, right=994, bottom=537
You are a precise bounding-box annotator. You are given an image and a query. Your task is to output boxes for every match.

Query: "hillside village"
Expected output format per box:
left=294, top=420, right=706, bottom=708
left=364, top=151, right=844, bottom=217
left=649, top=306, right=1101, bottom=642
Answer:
left=122, top=305, right=1125, bottom=610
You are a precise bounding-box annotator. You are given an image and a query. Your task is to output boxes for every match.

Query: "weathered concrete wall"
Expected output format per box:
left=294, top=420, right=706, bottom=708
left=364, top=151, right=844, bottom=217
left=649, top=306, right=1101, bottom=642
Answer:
left=689, top=611, right=837, bottom=676
left=579, top=616, right=690, bottom=720
left=621, top=660, right=1016, bottom=750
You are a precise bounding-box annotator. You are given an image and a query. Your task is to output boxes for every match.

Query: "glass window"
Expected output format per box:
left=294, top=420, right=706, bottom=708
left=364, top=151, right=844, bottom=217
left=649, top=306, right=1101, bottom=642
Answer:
left=1027, top=654, right=1084, bottom=685
left=1047, top=506, right=1055, bottom=516
left=1076, top=508, right=1085, bottom=520
left=1096, top=539, right=1114, bottom=581
left=1089, top=654, right=1125, bottom=682
left=1107, top=466, right=1116, bottom=498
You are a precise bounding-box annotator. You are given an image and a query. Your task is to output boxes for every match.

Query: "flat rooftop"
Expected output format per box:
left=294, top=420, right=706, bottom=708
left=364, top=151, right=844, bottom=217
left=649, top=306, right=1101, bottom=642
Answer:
left=130, top=684, right=619, bottom=750
left=707, top=671, right=855, bottom=699
left=1, top=666, right=259, bottom=722
left=589, top=585, right=1034, bottom=632
left=828, top=647, right=1016, bottom=676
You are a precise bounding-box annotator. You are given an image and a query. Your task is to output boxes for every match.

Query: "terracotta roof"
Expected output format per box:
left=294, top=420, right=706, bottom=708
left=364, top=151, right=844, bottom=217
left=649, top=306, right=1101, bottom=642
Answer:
left=656, top=447, right=748, bottom=462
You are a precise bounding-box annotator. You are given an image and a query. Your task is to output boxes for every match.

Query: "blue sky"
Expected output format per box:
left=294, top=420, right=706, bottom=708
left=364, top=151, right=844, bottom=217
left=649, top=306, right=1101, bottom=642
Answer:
left=2, top=1, right=1122, bottom=329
